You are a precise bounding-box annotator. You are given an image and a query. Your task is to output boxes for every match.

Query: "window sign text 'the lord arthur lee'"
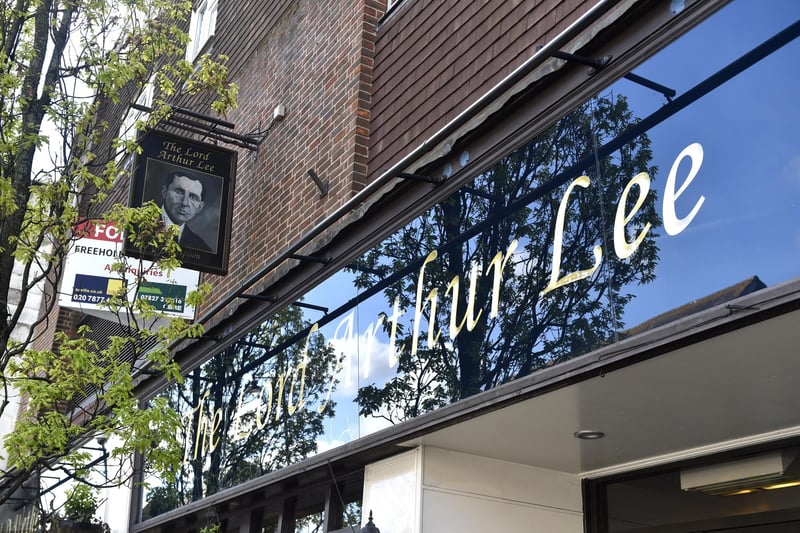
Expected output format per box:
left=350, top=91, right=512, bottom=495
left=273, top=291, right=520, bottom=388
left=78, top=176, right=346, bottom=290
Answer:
left=182, top=142, right=706, bottom=461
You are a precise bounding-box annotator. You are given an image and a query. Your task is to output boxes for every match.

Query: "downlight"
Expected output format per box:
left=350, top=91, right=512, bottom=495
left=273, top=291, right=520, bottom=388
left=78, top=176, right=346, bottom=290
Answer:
left=574, top=430, right=605, bottom=440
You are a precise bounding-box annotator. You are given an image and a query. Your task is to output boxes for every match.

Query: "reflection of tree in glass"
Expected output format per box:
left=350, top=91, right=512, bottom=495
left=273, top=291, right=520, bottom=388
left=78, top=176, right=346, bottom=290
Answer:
left=355, top=95, right=660, bottom=423
left=144, top=305, right=338, bottom=517
left=294, top=501, right=361, bottom=533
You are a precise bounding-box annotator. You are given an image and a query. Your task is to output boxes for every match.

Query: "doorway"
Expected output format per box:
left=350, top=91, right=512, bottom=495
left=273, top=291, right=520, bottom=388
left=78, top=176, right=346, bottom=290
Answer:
left=589, top=445, right=800, bottom=532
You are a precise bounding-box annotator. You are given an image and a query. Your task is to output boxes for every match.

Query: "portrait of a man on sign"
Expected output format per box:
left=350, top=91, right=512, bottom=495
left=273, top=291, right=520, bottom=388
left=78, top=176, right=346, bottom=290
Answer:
left=153, top=165, right=220, bottom=254
left=126, top=130, right=236, bottom=275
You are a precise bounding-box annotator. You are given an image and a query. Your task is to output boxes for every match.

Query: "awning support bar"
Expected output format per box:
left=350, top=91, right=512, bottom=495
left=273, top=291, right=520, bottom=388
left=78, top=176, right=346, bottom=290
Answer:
left=549, top=50, right=677, bottom=101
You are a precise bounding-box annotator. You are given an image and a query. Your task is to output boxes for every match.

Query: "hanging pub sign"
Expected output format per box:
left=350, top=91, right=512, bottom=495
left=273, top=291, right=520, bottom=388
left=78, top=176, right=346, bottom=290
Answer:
left=125, top=130, right=236, bottom=275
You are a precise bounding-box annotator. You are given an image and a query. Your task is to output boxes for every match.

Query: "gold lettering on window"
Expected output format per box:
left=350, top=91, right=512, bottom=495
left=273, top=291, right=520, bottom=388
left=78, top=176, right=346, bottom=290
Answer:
left=412, top=250, right=440, bottom=355
left=543, top=176, right=602, bottom=294
left=664, top=142, right=705, bottom=235
left=614, top=172, right=652, bottom=259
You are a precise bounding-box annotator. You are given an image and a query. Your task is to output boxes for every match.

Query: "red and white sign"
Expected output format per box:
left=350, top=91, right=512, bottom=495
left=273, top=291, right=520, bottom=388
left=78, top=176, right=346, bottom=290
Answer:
left=59, top=220, right=200, bottom=320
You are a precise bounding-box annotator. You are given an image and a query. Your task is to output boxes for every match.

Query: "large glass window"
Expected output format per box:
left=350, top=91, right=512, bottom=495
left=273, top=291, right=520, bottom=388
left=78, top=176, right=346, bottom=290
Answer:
left=118, top=77, right=154, bottom=165
left=142, top=0, right=800, bottom=519
left=594, top=444, right=800, bottom=532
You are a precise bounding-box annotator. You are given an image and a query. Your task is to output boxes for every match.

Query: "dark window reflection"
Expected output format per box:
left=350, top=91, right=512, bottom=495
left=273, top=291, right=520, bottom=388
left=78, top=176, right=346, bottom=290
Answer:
left=144, top=306, right=340, bottom=516
left=603, top=447, right=800, bottom=532
left=354, top=94, right=659, bottom=421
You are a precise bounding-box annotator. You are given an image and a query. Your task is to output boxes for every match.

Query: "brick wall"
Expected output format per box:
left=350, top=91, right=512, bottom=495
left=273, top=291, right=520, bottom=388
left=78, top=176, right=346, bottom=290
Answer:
left=198, top=0, right=384, bottom=318
left=37, top=0, right=384, bottom=340
left=369, top=0, right=594, bottom=177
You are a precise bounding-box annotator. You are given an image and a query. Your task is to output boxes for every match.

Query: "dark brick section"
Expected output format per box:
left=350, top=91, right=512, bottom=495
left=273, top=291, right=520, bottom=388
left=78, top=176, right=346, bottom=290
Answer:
left=369, top=0, right=591, bottom=177
left=31, top=291, right=82, bottom=352
left=199, top=0, right=384, bottom=316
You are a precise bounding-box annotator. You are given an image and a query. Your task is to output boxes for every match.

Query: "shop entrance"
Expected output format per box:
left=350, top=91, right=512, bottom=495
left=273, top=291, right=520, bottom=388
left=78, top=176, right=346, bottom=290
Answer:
left=591, top=445, right=800, bottom=532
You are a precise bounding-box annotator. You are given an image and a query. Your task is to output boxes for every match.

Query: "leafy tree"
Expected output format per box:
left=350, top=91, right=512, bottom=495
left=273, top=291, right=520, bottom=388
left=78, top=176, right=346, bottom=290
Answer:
left=0, top=0, right=237, bottom=525
left=355, top=94, right=660, bottom=422
left=146, top=305, right=339, bottom=516
left=62, top=483, right=102, bottom=524
left=140, top=483, right=180, bottom=521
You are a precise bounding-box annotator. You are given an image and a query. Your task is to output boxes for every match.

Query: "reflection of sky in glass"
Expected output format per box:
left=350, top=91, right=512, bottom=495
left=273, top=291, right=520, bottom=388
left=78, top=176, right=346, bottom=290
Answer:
left=616, top=1, right=800, bottom=325
left=304, top=271, right=403, bottom=447
left=150, top=1, right=800, bottom=511
left=309, top=0, right=800, bottom=443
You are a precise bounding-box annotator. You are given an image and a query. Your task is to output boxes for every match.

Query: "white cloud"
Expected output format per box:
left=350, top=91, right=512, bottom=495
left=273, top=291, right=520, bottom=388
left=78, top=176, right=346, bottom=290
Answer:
left=326, top=314, right=398, bottom=393
left=783, top=155, right=800, bottom=184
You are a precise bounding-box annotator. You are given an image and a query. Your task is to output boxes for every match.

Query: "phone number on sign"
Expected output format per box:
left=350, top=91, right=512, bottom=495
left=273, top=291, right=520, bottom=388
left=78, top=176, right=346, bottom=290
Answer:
left=139, top=293, right=184, bottom=311
left=72, top=293, right=108, bottom=304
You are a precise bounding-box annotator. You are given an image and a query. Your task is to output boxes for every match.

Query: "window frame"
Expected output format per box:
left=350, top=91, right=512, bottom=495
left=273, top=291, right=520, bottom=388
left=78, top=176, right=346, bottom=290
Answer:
left=186, top=0, right=218, bottom=63
left=117, top=76, right=155, bottom=166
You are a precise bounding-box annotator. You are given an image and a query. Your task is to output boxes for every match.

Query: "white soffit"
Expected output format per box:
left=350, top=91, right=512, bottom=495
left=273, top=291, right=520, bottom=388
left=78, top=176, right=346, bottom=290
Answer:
left=407, top=287, right=800, bottom=475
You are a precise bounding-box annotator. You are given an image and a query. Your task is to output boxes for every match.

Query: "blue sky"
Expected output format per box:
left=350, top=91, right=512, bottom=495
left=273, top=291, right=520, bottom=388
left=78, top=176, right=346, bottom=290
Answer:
left=617, top=0, right=800, bottom=325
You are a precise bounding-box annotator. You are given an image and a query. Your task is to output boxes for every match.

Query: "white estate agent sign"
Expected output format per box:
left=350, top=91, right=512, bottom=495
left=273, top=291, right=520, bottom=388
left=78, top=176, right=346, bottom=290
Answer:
left=59, top=220, right=200, bottom=320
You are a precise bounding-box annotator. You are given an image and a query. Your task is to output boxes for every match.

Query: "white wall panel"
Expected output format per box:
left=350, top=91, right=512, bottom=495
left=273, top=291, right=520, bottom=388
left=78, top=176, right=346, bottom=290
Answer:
left=421, top=488, right=583, bottom=533
left=422, top=447, right=582, bottom=511
left=363, top=447, right=583, bottom=533
left=363, top=448, right=422, bottom=533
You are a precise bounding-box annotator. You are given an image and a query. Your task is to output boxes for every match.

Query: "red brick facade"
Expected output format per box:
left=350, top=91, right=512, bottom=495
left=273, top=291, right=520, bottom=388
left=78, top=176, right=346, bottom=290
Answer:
left=196, top=0, right=384, bottom=317
left=369, top=0, right=594, bottom=177
left=44, top=0, right=385, bottom=338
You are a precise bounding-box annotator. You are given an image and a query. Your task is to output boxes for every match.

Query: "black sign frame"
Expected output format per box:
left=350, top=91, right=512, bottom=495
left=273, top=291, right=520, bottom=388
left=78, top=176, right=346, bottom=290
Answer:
left=125, top=130, right=236, bottom=275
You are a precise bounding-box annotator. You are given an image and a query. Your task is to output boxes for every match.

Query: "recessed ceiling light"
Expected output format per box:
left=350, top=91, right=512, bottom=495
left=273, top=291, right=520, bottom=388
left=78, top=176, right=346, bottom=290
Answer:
left=574, top=430, right=605, bottom=440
